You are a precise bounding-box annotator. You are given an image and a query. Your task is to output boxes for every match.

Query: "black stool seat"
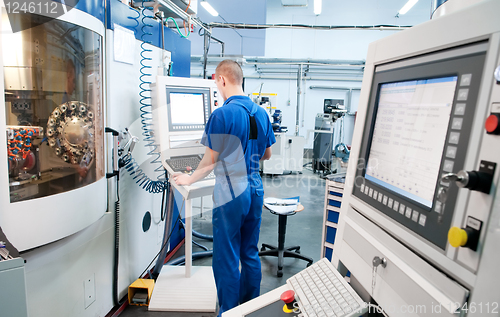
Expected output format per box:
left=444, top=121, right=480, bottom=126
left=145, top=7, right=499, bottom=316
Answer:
left=259, top=204, right=313, bottom=277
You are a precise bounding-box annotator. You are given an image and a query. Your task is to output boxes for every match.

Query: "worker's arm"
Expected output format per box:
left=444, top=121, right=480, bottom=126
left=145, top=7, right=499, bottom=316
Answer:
left=261, top=146, right=272, bottom=161
left=173, top=146, right=219, bottom=186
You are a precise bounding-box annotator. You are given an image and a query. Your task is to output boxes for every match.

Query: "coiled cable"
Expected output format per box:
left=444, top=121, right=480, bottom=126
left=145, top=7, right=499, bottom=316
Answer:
left=120, top=3, right=166, bottom=194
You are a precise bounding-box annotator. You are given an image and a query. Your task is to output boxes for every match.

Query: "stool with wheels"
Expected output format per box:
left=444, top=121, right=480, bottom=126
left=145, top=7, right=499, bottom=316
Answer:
left=259, top=201, right=313, bottom=277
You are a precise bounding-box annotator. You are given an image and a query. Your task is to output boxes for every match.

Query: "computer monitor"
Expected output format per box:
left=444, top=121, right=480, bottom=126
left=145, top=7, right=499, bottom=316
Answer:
left=165, top=88, right=211, bottom=131
left=152, top=76, right=218, bottom=161
left=365, top=76, right=458, bottom=208
left=353, top=42, right=487, bottom=250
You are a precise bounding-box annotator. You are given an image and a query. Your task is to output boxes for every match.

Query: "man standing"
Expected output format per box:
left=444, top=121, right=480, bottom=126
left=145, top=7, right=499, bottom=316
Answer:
left=174, top=60, right=275, bottom=315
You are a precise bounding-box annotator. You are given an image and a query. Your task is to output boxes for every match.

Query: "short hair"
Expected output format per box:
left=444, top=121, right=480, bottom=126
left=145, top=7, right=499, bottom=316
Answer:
left=215, top=60, right=243, bottom=85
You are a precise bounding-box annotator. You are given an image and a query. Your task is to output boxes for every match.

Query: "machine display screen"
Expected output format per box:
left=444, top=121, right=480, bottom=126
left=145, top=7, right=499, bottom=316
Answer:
left=365, top=76, right=458, bottom=208
left=169, top=92, right=206, bottom=125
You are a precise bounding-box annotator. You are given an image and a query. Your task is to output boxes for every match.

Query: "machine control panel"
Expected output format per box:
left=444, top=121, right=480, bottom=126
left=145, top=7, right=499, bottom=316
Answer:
left=353, top=46, right=488, bottom=250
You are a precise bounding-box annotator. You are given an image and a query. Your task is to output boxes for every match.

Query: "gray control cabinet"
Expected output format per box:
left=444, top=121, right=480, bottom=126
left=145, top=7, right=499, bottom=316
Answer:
left=0, top=258, right=28, bottom=317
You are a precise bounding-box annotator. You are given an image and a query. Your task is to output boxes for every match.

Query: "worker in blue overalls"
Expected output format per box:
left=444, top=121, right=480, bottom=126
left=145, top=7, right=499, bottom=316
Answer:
left=174, top=60, right=276, bottom=316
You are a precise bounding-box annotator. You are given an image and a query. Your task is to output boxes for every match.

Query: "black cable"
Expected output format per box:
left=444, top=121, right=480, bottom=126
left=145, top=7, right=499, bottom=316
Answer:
left=113, top=176, right=125, bottom=306
left=139, top=213, right=182, bottom=279
left=139, top=198, right=185, bottom=279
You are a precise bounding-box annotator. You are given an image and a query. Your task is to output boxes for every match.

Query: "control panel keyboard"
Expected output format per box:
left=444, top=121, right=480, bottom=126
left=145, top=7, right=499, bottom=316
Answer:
left=287, top=258, right=367, bottom=317
left=165, top=155, right=215, bottom=179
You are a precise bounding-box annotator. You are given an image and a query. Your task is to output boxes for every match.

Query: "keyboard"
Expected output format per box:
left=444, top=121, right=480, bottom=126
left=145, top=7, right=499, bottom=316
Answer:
left=165, top=155, right=215, bottom=179
left=287, top=258, right=367, bottom=317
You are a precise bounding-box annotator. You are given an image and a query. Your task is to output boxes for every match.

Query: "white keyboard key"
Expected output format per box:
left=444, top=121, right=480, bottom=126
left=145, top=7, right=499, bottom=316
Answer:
left=286, top=258, right=367, bottom=317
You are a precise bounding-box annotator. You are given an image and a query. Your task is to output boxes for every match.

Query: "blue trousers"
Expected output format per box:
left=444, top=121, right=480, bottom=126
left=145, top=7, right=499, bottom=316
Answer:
left=212, top=182, right=264, bottom=316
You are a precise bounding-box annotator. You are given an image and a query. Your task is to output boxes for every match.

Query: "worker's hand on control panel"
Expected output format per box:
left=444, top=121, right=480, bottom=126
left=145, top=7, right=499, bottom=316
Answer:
left=172, top=172, right=193, bottom=186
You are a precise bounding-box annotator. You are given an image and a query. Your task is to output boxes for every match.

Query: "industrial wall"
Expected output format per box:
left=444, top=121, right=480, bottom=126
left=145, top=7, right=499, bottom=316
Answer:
left=191, top=0, right=431, bottom=149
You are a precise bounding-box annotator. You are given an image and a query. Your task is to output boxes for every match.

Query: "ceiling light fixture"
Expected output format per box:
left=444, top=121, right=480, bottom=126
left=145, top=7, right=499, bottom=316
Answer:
left=398, top=0, right=418, bottom=15
left=200, top=0, right=219, bottom=17
left=314, top=0, right=322, bottom=15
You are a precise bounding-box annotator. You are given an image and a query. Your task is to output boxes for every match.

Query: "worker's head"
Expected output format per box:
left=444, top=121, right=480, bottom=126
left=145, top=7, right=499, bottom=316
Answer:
left=66, top=59, right=76, bottom=96
left=214, top=60, right=244, bottom=101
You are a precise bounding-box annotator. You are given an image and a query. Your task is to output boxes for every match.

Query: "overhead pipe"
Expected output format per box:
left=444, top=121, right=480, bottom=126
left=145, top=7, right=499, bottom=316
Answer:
left=191, top=55, right=365, bottom=67
left=190, top=73, right=364, bottom=82
left=206, top=22, right=411, bottom=31
left=243, top=75, right=363, bottom=82
left=244, top=57, right=365, bottom=65
left=210, top=36, right=225, bottom=57
left=202, top=28, right=211, bottom=79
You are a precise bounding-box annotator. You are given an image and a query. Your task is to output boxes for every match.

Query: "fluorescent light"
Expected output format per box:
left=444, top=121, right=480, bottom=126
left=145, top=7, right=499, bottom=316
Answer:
left=200, top=1, right=219, bottom=16
left=314, top=0, right=322, bottom=15
left=398, top=0, right=418, bottom=15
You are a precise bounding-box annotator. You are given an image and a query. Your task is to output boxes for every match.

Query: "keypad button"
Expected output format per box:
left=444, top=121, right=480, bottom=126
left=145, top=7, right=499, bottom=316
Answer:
left=445, top=146, right=457, bottom=159
left=412, top=210, right=419, bottom=222
left=405, top=207, right=412, bottom=218
left=455, top=103, right=466, bottom=115
left=399, top=203, right=406, bottom=215
left=457, top=89, right=469, bottom=101
left=452, top=118, right=463, bottom=130
left=388, top=198, right=393, bottom=208
left=419, top=214, right=427, bottom=226
left=443, top=160, right=454, bottom=173
left=393, top=201, right=399, bottom=212
left=460, top=74, right=472, bottom=86
left=449, top=132, right=460, bottom=144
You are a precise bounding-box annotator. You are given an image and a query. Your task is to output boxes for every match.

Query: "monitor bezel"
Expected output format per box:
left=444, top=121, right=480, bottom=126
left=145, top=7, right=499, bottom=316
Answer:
left=352, top=47, right=487, bottom=250
left=165, top=86, right=211, bottom=132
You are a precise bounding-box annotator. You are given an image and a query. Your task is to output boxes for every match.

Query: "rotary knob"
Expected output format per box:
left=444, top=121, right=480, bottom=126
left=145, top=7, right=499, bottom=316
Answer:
left=495, top=65, right=500, bottom=83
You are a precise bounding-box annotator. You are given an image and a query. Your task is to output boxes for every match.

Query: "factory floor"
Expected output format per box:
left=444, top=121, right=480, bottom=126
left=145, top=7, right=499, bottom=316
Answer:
left=119, top=167, right=328, bottom=317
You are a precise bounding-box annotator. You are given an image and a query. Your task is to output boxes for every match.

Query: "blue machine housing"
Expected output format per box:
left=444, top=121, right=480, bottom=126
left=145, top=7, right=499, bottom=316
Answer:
left=71, top=0, right=105, bottom=23
left=106, top=0, right=191, bottom=77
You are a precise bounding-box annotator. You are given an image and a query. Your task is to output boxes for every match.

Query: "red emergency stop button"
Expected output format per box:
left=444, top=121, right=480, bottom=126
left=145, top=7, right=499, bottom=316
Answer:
left=485, top=114, right=500, bottom=134
left=280, top=290, right=295, bottom=304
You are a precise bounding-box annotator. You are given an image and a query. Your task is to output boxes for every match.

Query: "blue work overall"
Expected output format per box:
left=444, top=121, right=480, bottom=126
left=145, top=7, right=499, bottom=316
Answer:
left=204, top=96, right=274, bottom=316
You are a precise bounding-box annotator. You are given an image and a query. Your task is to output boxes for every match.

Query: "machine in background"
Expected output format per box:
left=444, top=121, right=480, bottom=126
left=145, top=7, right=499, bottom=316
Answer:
left=312, top=99, right=346, bottom=174
left=252, top=92, right=305, bottom=175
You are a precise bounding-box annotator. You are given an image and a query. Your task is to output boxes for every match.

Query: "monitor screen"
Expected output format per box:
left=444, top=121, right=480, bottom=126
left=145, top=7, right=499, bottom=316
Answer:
left=169, top=92, right=206, bottom=126
left=365, top=76, right=458, bottom=208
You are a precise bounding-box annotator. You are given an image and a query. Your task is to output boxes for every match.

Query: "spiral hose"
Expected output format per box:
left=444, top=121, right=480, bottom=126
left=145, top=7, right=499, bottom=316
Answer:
left=121, top=4, right=166, bottom=194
